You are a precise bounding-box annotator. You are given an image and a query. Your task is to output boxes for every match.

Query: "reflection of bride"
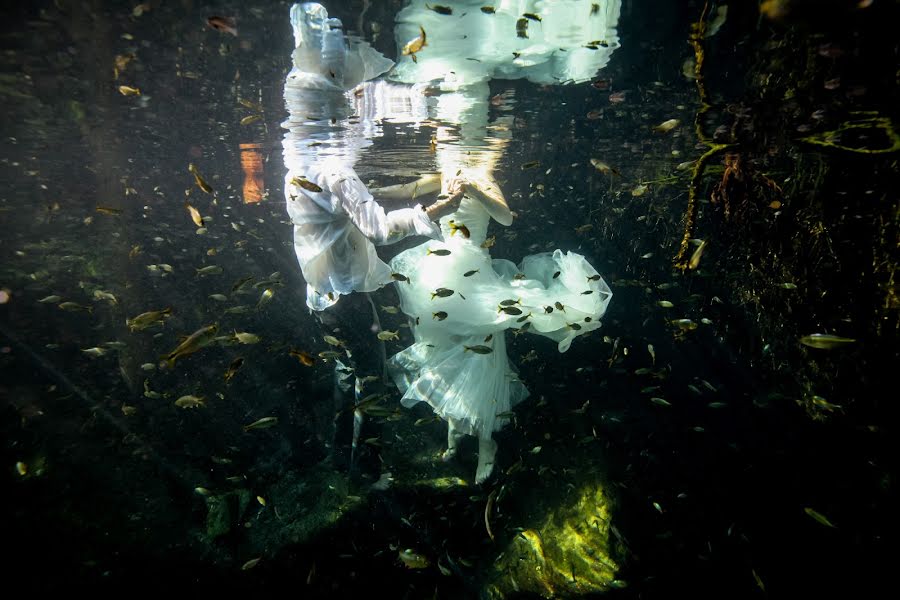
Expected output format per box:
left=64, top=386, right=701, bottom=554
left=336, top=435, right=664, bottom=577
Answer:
left=376, top=0, right=621, bottom=483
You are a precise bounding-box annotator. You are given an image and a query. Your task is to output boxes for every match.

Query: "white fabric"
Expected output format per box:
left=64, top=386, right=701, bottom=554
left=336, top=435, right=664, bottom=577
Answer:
left=282, top=3, right=441, bottom=311
left=388, top=197, right=612, bottom=438
left=390, top=0, right=622, bottom=89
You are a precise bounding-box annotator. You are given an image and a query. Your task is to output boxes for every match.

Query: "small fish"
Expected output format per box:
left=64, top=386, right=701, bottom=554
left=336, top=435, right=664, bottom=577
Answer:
left=484, top=334, right=493, bottom=343
left=650, top=397, right=671, bottom=407
left=58, top=302, right=93, bottom=313
left=522, top=12, right=541, bottom=22
left=118, top=85, right=141, bottom=96
left=402, top=26, right=427, bottom=60
left=648, top=344, right=656, bottom=364
left=426, top=4, right=452, bottom=15
left=575, top=224, right=594, bottom=234
left=243, top=416, right=278, bottom=431
left=657, top=300, right=674, bottom=308
left=810, top=396, right=842, bottom=412
left=553, top=271, right=562, bottom=279
left=777, top=282, right=798, bottom=290
left=427, top=248, right=451, bottom=256
left=799, top=334, right=857, bottom=349
left=632, top=184, right=649, bottom=197
left=238, top=98, right=262, bottom=112
left=207, top=15, right=238, bottom=36
left=448, top=221, right=470, bottom=238
left=142, top=379, right=164, bottom=399
left=707, top=402, right=728, bottom=408
left=88, top=290, right=117, bottom=306
left=464, top=345, right=493, bottom=354
left=241, top=558, right=261, bottom=571
left=803, top=507, right=836, bottom=528
left=590, top=3, right=600, bottom=15
left=391, top=273, right=410, bottom=283
left=209, top=294, right=228, bottom=302
left=183, top=203, right=204, bottom=228
left=516, top=17, right=528, bottom=38
left=224, top=357, right=244, bottom=382
left=544, top=306, right=553, bottom=313
left=381, top=305, right=400, bottom=314
left=234, top=331, right=260, bottom=344
left=516, top=313, right=531, bottom=323
left=240, top=115, right=261, bottom=126
left=581, top=290, right=594, bottom=295
left=290, top=176, right=323, bottom=193
left=81, top=347, right=107, bottom=358
left=688, top=239, right=708, bottom=270
left=433, top=311, right=448, bottom=321
left=189, top=163, right=213, bottom=194
left=224, top=305, right=251, bottom=315
left=481, top=235, right=496, bottom=249
left=175, top=395, right=206, bottom=409
left=499, top=299, right=521, bottom=306
left=555, top=302, right=565, bottom=312
left=521, top=160, right=540, bottom=170
left=431, top=288, right=454, bottom=300
left=568, top=322, right=582, bottom=331
left=398, top=548, right=430, bottom=569
left=590, top=158, right=621, bottom=176
left=463, top=270, right=479, bottom=277
left=652, top=118, right=680, bottom=133
left=499, top=306, right=523, bottom=315
left=318, top=350, right=341, bottom=360
left=752, top=569, right=765, bottom=593
left=289, top=349, right=316, bottom=367
left=231, top=276, right=255, bottom=292
left=670, top=318, right=698, bottom=331
left=163, top=324, right=218, bottom=366
left=323, top=335, right=344, bottom=347
left=196, top=265, right=223, bottom=276
left=256, top=288, right=275, bottom=310
left=481, top=6, right=495, bottom=14
left=38, top=295, right=62, bottom=303
left=377, top=330, right=400, bottom=341
left=95, top=206, right=123, bottom=215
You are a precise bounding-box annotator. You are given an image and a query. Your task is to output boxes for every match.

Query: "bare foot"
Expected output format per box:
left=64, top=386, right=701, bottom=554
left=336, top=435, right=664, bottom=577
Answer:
left=475, top=437, right=498, bottom=485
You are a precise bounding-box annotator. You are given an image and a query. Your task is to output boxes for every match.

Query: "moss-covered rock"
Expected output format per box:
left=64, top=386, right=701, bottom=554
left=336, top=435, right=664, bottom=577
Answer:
left=483, top=479, right=620, bottom=598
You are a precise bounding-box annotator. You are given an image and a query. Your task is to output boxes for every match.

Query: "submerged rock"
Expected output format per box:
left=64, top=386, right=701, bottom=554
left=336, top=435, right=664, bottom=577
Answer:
left=483, top=479, right=620, bottom=598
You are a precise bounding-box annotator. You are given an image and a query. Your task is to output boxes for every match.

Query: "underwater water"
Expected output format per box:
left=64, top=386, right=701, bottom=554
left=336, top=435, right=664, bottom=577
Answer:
left=1, top=0, right=897, bottom=597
